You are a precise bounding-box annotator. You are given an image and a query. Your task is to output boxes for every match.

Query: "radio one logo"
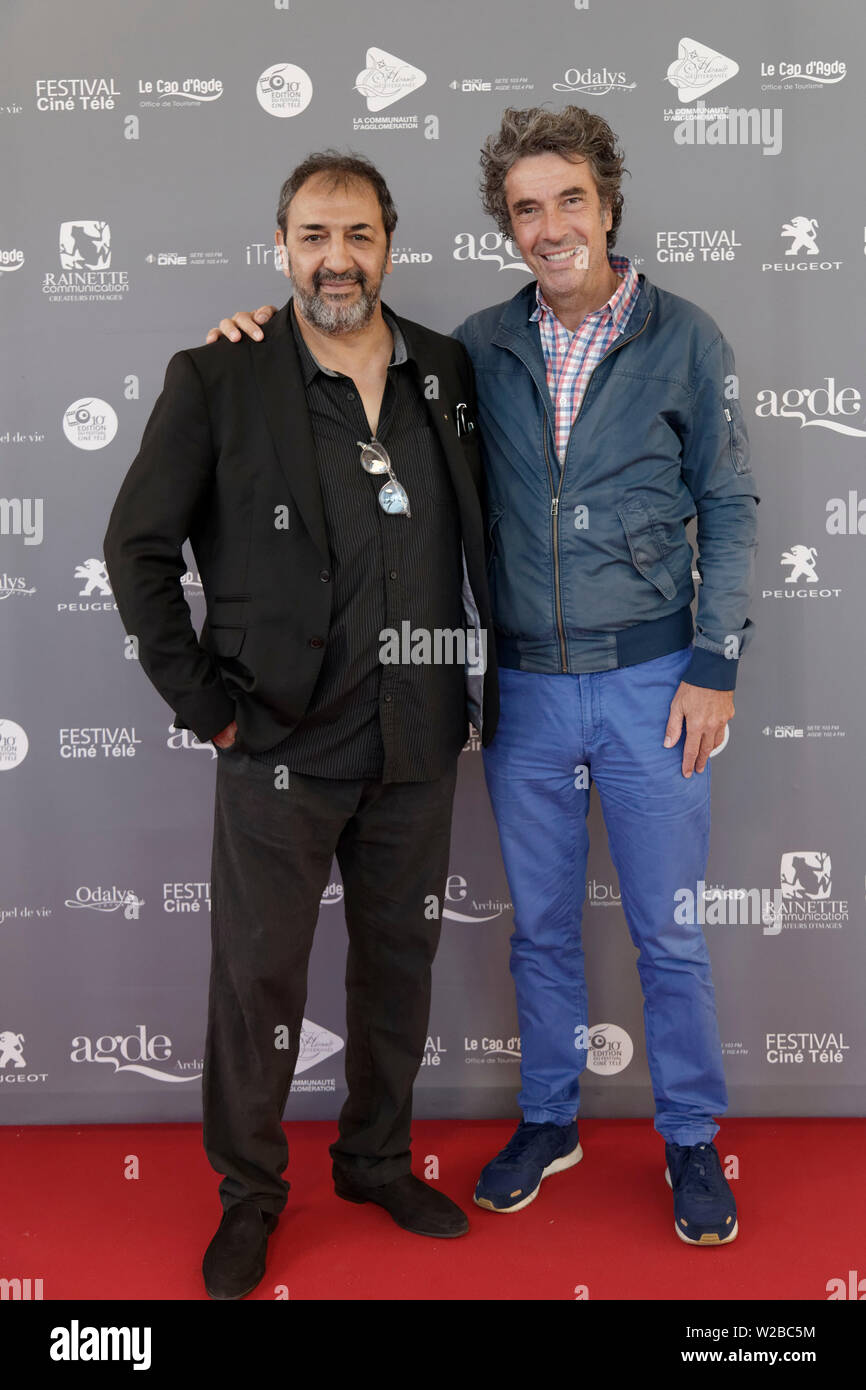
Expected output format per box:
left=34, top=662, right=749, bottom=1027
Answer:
left=0, top=248, right=25, bottom=275
left=70, top=1024, right=201, bottom=1082
left=453, top=232, right=530, bottom=273
left=584, top=1023, right=633, bottom=1075
left=355, top=47, right=426, bottom=111
left=256, top=63, right=312, bottom=118
left=0, top=720, right=29, bottom=770
left=666, top=38, right=738, bottom=102
left=62, top=398, right=118, bottom=450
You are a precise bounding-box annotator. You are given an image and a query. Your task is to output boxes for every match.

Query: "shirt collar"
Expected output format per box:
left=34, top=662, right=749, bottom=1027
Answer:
left=291, top=299, right=409, bottom=383
left=530, top=254, right=637, bottom=335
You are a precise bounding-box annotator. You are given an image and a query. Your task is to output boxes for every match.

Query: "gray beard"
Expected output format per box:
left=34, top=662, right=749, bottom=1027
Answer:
left=291, top=269, right=382, bottom=335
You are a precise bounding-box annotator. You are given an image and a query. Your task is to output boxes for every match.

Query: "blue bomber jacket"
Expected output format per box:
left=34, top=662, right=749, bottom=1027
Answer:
left=453, top=273, right=759, bottom=690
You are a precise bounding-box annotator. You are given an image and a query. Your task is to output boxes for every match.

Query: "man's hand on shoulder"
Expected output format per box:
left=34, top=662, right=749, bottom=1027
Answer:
left=205, top=306, right=277, bottom=345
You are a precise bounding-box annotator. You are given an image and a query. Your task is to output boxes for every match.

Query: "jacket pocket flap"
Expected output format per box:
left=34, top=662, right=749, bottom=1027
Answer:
left=208, top=625, right=246, bottom=658
left=617, top=500, right=677, bottom=600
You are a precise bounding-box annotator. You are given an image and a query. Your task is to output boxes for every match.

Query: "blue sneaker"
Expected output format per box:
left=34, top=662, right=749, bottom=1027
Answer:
left=474, top=1120, right=582, bottom=1213
left=665, top=1141, right=738, bottom=1245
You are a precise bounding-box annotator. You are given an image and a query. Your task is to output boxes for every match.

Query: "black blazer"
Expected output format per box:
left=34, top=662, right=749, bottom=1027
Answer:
left=103, top=301, right=499, bottom=753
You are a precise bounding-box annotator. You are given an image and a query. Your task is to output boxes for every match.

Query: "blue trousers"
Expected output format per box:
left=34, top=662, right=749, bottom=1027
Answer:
left=482, top=647, right=727, bottom=1146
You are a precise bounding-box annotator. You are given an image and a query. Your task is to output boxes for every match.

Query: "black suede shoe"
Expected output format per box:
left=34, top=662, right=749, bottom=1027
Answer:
left=202, top=1204, right=279, bottom=1300
left=334, top=1172, right=469, bottom=1237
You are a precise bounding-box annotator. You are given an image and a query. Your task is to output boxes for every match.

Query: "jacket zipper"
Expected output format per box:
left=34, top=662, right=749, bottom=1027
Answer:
left=545, top=307, right=654, bottom=672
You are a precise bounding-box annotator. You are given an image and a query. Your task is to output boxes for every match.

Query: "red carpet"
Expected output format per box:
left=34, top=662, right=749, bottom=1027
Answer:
left=1, top=1117, right=862, bottom=1301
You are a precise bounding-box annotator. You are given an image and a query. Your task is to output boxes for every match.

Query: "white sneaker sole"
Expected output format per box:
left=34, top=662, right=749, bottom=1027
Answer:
left=665, top=1166, right=739, bottom=1245
left=474, top=1141, right=583, bottom=1214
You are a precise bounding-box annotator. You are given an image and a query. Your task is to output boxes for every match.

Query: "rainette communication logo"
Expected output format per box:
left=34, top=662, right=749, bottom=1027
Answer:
left=553, top=64, right=636, bottom=95
left=453, top=232, right=530, bottom=273
left=0, top=248, right=24, bottom=275
left=44, top=223, right=129, bottom=303
left=71, top=1024, right=201, bottom=1082
left=63, top=398, right=118, bottom=450
left=0, top=720, right=29, bottom=770
left=762, top=545, right=841, bottom=600
left=774, top=852, right=849, bottom=929
left=762, top=217, right=842, bottom=274
left=256, top=63, right=312, bottom=118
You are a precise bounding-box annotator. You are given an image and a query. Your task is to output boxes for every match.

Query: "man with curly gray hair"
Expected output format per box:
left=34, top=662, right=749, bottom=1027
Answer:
left=209, top=106, right=758, bottom=1249
left=453, top=106, right=757, bottom=1245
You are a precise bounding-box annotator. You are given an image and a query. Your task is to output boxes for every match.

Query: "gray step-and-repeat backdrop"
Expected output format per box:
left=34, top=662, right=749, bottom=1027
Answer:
left=1, top=0, right=863, bottom=1125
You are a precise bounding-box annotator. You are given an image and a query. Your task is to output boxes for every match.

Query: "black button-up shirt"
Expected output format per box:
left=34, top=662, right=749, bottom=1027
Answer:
left=250, top=304, right=468, bottom=782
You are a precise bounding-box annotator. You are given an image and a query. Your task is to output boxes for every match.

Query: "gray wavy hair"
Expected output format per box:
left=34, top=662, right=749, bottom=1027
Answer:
left=480, top=106, right=627, bottom=249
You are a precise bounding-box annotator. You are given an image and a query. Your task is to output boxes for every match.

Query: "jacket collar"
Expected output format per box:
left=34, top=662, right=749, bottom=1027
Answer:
left=492, top=272, right=655, bottom=351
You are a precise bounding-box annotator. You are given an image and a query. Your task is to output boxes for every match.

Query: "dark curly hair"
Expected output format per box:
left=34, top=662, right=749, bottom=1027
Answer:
left=480, top=106, right=627, bottom=250
left=276, top=149, right=398, bottom=242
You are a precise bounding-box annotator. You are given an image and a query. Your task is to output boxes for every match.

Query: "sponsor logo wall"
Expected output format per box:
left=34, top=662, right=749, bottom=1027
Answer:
left=0, top=0, right=862, bottom=1125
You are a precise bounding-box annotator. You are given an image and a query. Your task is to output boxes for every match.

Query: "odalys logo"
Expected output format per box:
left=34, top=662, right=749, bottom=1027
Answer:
left=65, top=886, right=144, bottom=919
